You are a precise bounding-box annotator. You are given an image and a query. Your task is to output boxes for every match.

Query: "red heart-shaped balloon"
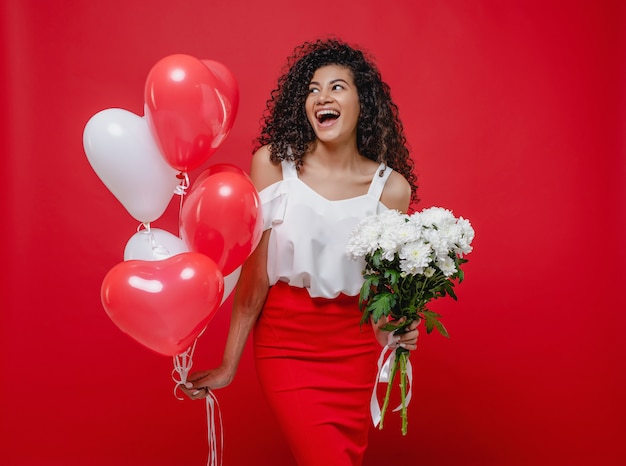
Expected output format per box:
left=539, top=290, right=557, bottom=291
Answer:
left=201, top=59, right=239, bottom=134
left=144, top=54, right=238, bottom=172
left=181, top=170, right=263, bottom=276
left=189, top=163, right=246, bottom=196
left=101, top=252, right=224, bottom=357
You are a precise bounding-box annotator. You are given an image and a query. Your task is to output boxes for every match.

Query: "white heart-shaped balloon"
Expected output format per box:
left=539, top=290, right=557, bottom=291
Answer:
left=124, top=228, right=189, bottom=261
left=83, top=108, right=180, bottom=223
left=124, top=229, right=239, bottom=305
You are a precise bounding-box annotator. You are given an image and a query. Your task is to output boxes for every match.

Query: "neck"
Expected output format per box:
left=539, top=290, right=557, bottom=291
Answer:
left=308, top=139, right=361, bottom=168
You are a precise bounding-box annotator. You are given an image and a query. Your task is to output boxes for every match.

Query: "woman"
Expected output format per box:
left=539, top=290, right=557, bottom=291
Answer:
left=181, top=38, right=419, bottom=465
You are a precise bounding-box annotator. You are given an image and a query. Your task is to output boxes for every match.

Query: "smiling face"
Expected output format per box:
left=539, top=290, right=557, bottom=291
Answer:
left=305, top=65, right=361, bottom=145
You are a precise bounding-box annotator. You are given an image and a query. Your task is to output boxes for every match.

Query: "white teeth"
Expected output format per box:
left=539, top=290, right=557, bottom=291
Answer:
left=316, top=109, right=340, bottom=119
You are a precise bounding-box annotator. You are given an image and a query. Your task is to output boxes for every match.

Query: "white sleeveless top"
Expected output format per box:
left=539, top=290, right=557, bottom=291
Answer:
left=259, top=160, right=393, bottom=298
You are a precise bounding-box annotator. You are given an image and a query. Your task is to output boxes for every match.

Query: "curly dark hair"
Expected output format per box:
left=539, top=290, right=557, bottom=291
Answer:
left=255, top=37, right=418, bottom=204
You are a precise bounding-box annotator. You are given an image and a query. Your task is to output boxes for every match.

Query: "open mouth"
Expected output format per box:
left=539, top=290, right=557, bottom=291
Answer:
left=316, top=109, right=340, bottom=124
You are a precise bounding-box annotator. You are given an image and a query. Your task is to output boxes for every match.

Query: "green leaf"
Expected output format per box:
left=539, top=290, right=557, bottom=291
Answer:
left=379, top=322, right=403, bottom=332
left=421, top=310, right=448, bottom=337
left=432, top=319, right=450, bottom=338
left=368, top=293, right=397, bottom=323
left=444, top=281, right=458, bottom=300
left=384, top=268, right=400, bottom=286
left=372, top=253, right=383, bottom=269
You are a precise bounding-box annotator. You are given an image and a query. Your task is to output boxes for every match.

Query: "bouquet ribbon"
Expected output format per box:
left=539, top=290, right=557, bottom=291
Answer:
left=370, top=340, right=414, bottom=427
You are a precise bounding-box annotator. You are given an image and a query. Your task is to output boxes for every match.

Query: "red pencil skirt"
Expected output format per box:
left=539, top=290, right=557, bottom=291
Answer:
left=254, top=281, right=379, bottom=466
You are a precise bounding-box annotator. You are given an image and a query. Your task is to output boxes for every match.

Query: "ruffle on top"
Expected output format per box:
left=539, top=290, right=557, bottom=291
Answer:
left=258, top=181, right=288, bottom=231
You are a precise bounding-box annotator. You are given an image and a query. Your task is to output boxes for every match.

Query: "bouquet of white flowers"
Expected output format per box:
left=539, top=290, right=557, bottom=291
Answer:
left=346, top=206, right=475, bottom=434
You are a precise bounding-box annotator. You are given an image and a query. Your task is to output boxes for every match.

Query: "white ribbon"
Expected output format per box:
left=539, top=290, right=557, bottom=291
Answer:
left=370, top=337, right=414, bottom=427
left=174, top=172, right=189, bottom=238
left=172, top=340, right=198, bottom=396
left=205, top=391, right=223, bottom=466
left=133, top=222, right=173, bottom=259
left=173, top=172, right=190, bottom=196
left=171, top=338, right=223, bottom=466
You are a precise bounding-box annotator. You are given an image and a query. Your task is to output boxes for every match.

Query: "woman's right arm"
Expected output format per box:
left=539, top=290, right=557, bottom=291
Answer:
left=180, top=146, right=281, bottom=398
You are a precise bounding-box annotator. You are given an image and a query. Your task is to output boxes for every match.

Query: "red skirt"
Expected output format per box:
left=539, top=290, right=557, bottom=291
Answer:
left=254, top=281, right=379, bottom=466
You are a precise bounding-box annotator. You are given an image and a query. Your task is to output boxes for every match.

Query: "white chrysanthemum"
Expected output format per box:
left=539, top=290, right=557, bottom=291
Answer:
left=378, top=209, right=406, bottom=223
left=423, top=266, right=436, bottom=278
left=436, top=255, right=457, bottom=277
left=378, top=241, right=399, bottom=261
left=419, top=207, right=456, bottom=229
left=346, top=215, right=382, bottom=258
left=399, top=214, right=423, bottom=243
left=417, top=207, right=475, bottom=259
left=347, top=208, right=473, bottom=272
left=439, top=223, right=464, bottom=255
left=405, top=211, right=424, bottom=229
left=454, top=217, right=475, bottom=254
left=399, top=240, right=433, bottom=275
left=421, top=226, right=450, bottom=260
left=373, top=210, right=410, bottom=259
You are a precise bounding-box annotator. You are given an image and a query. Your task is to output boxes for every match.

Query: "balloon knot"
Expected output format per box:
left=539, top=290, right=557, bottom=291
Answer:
left=174, top=172, right=190, bottom=196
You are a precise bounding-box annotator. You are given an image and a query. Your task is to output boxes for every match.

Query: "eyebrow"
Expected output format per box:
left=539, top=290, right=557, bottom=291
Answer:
left=308, top=78, right=351, bottom=86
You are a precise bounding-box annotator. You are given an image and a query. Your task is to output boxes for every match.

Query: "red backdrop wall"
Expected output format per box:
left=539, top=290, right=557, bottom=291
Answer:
left=1, top=1, right=624, bottom=465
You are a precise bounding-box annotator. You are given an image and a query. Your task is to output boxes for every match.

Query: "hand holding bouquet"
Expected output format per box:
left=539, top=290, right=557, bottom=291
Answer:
left=346, top=207, right=475, bottom=434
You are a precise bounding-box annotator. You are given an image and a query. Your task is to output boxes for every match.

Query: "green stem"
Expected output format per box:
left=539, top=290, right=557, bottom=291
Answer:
left=379, top=350, right=399, bottom=430
left=400, top=351, right=408, bottom=435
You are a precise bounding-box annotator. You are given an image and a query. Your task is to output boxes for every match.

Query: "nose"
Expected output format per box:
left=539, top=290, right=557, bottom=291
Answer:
left=316, top=88, right=333, bottom=104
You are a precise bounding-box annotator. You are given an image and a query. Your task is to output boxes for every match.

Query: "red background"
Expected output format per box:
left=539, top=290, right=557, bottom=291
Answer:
left=1, top=1, right=624, bottom=465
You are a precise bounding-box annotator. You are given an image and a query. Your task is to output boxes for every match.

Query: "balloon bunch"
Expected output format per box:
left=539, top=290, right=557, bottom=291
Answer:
left=83, top=55, right=262, bottom=368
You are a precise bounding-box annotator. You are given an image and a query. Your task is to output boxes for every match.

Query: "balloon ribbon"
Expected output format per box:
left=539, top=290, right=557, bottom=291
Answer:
left=172, top=339, right=223, bottom=466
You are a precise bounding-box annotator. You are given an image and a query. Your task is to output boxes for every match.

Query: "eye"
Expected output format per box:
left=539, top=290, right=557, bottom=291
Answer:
left=308, top=87, right=320, bottom=94
left=332, top=84, right=344, bottom=91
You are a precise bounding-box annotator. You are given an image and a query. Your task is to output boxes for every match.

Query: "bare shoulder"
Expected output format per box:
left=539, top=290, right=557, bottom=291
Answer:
left=381, top=170, right=412, bottom=213
left=250, top=145, right=283, bottom=191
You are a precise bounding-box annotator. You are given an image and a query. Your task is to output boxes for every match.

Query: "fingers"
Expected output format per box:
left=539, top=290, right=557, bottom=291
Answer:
left=389, top=334, right=417, bottom=350
left=178, top=383, right=210, bottom=400
left=390, top=320, right=419, bottom=351
left=393, top=339, right=417, bottom=351
left=408, top=318, right=421, bottom=330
